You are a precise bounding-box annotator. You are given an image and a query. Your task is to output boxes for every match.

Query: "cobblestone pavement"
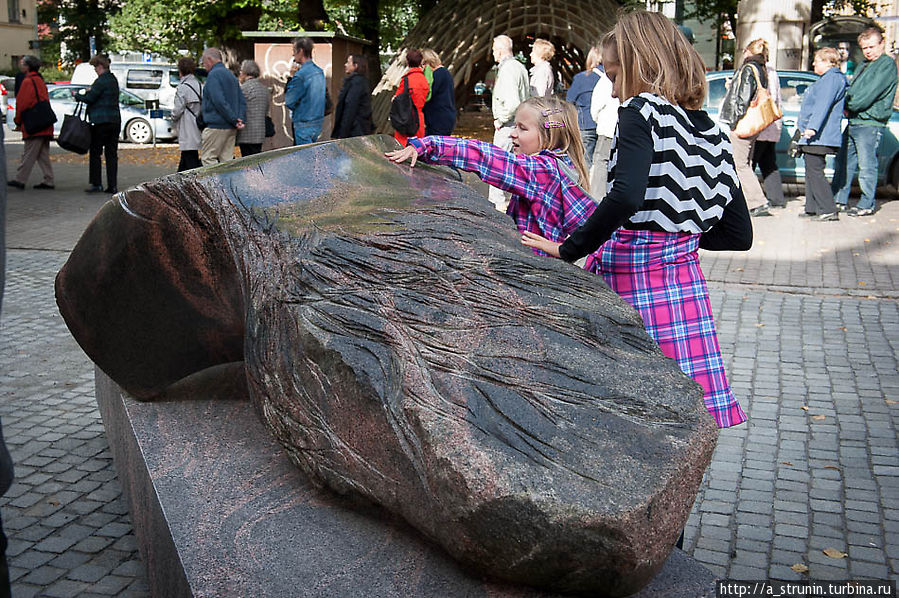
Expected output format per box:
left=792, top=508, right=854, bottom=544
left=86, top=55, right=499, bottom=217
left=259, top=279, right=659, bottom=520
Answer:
left=2, top=139, right=898, bottom=596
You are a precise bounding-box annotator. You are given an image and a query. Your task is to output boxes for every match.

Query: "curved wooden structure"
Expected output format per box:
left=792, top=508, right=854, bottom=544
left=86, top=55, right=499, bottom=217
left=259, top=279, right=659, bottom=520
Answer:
left=372, top=0, right=619, bottom=131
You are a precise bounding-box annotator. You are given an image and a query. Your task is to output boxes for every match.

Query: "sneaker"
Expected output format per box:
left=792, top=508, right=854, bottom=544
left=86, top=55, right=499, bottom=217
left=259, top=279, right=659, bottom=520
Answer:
left=7, top=180, right=24, bottom=189
left=835, top=203, right=849, bottom=213
left=749, top=204, right=772, bottom=217
left=104, top=187, right=118, bottom=194
left=816, top=212, right=839, bottom=222
left=847, top=207, right=875, bottom=217
left=85, top=185, right=104, bottom=193
left=33, top=183, right=55, bottom=190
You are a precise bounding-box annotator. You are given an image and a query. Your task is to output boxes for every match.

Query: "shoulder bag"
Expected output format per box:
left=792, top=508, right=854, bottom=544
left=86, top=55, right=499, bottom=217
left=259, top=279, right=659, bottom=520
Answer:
left=734, top=65, right=783, bottom=139
left=57, top=101, right=92, bottom=154
left=390, top=75, right=419, bottom=137
left=21, top=78, right=58, bottom=135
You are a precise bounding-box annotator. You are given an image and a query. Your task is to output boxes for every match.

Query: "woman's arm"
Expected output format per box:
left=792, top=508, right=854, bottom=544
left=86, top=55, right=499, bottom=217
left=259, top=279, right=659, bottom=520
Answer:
left=554, top=106, right=652, bottom=262
left=698, top=189, right=753, bottom=251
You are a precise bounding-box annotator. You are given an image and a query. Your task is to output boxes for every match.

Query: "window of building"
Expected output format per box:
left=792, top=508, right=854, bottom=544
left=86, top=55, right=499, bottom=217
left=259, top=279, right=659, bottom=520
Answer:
left=9, top=0, right=21, bottom=23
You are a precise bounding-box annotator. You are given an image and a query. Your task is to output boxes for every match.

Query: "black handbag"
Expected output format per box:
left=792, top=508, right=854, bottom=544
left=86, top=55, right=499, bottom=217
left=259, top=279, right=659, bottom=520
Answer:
left=21, top=78, right=58, bottom=135
left=265, top=115, right=275, bottom=138
left=57, top=102, right=92, bottom=155
left=787, top=129, right=803, bottom=159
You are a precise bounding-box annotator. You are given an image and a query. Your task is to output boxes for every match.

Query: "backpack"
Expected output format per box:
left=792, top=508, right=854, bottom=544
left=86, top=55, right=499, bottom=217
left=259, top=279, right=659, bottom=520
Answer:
left=390, top=75, right=419, bottom=137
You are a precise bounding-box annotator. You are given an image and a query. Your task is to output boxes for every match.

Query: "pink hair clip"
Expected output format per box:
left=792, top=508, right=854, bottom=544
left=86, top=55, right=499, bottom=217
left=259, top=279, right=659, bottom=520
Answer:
left=543, top=121, right=565, bottom=128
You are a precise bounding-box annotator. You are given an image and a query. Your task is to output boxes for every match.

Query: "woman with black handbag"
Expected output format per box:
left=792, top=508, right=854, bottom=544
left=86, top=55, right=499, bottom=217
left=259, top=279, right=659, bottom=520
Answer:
left=8, top=55, right=55, bottom=191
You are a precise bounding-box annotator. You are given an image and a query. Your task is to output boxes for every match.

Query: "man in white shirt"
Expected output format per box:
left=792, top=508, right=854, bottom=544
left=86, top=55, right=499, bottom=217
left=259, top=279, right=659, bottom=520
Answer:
left=589, top=50, right=620, bottom=201
left=489, top=35, right=529, bottom=212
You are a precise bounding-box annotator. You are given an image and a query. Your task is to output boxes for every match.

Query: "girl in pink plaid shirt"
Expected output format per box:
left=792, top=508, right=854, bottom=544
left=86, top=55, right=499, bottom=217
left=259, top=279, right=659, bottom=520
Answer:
left=386, top=96, right=600, bottom=264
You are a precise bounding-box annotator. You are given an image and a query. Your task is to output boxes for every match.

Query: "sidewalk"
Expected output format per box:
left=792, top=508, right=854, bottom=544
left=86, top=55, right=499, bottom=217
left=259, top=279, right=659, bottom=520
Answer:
left=2, top=137, right=898, bottom=596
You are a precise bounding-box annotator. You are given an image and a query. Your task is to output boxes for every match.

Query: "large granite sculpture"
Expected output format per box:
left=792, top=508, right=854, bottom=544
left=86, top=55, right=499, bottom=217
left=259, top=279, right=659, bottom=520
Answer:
left=56, top=135, right=718, bottom=597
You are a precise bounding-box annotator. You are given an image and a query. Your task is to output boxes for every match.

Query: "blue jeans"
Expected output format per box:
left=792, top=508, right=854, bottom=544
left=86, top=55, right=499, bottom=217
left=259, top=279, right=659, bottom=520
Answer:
left=293, top=124, right=321, bottom=146
left=580, top=128, right=598, bottom=170
left=832, top=124, right=883, bottom=211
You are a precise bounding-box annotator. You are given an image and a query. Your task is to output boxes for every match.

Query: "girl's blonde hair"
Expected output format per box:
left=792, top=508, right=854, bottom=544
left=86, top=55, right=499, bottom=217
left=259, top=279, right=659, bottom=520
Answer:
left=745, top=38, right=769, bottom=62
left=532, top=38, right=556, bottom=61
left=614, top=10, right=707, bottom=109
left=517, top=96, right=590, bottom=192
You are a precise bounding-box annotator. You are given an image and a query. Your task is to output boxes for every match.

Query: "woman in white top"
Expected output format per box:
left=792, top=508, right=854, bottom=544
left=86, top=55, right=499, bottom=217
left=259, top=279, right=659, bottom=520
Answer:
left=529, top=39, right=555, bottom=98
left=589, top=33, right=621, bottom=201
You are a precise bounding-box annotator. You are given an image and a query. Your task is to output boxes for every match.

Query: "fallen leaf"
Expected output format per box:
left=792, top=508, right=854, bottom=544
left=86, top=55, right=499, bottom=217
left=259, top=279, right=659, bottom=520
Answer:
left=823, top=548, right=847, bottom=559
left=839, top=327, right=848, bottom=331
left=801, top=406, right=809, bottom=411
left=791, top=563, right=809, bottom=573
left=824, top=465, right=840, bottom=471
left=812, top=415, right=826, bottom=421
left=858, top=281, right=867, bottom=286
left=48, top=499, right=60, bottom=506
left=864, top=238, right=870, bottom=243
left=733, top=267, right=744, bottom=272
left=756, top=323, right=765, bottom=328
left=886, top=399, right=898, bottom=405
left=781, top=461, right=794, bottom=466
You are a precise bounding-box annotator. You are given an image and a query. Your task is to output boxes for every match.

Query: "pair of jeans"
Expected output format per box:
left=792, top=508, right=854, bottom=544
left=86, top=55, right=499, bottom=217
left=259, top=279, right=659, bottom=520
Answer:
left=89, top=122, right=120, bottom=189
left=293, top=124, right=321, bottom=146
left=580, top=128, right=598, bottom=171
left=832, top=124, right=883, bottom=211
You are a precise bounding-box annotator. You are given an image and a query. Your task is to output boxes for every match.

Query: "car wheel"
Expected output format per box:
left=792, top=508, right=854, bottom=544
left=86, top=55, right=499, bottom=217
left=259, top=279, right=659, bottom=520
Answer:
left=126, top=118, right=152, bottom=144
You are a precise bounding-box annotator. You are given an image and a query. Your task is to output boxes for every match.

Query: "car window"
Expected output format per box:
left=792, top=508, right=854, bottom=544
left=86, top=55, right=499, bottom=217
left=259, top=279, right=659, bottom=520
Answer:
left=780, top=75, right=818, bottom=110
left=706, top=78, right=727, bottom=110
left=169, top=70, right=180, bottom=87
left=119, top=91, right=144, bottom=106
left=126, top=69, right=163, bottom=90
left=48, top=88, right=75, bottom=101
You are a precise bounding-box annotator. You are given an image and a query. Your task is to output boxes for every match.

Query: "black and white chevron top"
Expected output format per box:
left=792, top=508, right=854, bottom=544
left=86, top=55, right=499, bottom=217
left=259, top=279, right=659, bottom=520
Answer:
left=559, top=93, right=751, bottom=263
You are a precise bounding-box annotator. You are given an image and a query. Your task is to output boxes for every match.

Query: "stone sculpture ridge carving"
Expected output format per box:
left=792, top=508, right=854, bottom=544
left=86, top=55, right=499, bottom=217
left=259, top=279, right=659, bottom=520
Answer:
left=55, top=135, right=718, bottom=597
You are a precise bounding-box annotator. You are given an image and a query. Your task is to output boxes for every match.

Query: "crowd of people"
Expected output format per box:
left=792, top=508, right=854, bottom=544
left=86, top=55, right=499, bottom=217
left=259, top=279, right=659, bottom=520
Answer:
left=721, top=27, right=897, bottom=221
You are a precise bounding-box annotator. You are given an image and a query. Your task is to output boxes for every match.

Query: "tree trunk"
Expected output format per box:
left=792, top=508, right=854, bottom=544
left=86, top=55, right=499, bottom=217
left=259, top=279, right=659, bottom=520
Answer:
left=215, top=4, right=263, bottom=71
left=358, top=0, right=381, bottom=81
left=297, top=0, right=329, bottom=30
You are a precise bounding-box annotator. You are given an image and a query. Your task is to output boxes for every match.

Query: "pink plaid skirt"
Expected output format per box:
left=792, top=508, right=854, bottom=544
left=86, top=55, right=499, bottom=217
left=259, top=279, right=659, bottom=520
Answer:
left=585, top=229, right=746, bottom=428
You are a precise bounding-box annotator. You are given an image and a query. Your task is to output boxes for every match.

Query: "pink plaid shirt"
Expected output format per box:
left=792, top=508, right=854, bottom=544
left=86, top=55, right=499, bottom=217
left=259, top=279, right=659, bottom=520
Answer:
left=408, top=136, right=599, bottom=261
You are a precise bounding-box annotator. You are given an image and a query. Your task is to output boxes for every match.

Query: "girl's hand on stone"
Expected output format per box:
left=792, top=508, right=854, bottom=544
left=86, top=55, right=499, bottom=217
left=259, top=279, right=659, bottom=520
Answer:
left=521, top=231, right=561, bottom=258
left=385, top=146, right=418, bottom=167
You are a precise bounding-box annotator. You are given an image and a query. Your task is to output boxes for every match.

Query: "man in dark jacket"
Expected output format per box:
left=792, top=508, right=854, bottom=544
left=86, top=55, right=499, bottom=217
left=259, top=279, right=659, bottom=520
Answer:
left=332, top=55, right=373, bottom=139
left=78, top=55, right=121, bottom=194
left=832, top=26, right=899, bottom=217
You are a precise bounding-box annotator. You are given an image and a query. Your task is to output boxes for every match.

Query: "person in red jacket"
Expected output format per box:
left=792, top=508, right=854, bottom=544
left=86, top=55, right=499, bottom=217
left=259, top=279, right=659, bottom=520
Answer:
left=8, top=55, right=55, bottom=190
left=393, top=49, right=429, bottom=146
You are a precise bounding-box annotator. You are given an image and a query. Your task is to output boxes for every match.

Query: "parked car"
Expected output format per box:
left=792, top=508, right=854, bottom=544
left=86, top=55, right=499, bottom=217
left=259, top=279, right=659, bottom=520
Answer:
left=704, top=70, right=899, bottom=187
left=7, top=83, right=177, bottom=143
left=72, top=62, right=180, bottom=109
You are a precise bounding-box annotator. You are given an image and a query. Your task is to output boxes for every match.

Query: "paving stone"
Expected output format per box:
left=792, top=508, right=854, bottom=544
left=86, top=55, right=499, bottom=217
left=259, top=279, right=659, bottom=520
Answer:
left=67, top=563, right=112, bottom=583
left=42, top=579, right=91, bottom=598
left=89, top=574, right=132, bottom=596
left=21, top=565, right=66, bottom=585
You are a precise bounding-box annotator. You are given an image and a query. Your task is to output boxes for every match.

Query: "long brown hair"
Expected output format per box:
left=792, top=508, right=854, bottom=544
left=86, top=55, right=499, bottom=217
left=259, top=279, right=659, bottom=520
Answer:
left=517, top=96, right=590, bottom=192
left=614, top=10, right=707, bottom=109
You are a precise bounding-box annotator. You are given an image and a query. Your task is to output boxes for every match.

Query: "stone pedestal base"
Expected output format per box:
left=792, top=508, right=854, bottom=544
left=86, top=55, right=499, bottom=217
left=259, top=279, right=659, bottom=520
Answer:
left=95, top=366, right=717, bottom=597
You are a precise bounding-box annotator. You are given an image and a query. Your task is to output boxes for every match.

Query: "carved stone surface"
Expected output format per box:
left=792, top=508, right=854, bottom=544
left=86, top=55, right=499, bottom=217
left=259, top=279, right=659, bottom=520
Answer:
left=57, top=135, right=718, bottom=597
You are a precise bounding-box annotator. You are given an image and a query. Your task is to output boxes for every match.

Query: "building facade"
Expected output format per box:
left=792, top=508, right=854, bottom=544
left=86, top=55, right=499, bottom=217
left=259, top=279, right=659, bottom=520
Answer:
left=0, top=0, right=38, bottom=72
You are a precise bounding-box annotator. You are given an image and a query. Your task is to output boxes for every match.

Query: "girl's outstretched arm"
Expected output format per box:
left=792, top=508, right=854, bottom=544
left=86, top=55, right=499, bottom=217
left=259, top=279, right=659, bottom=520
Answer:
left=385, top=145, right=419, bottom=167
left=387, top=136, right=556, bottom=202
left=520, top=231, right=561, bottom=257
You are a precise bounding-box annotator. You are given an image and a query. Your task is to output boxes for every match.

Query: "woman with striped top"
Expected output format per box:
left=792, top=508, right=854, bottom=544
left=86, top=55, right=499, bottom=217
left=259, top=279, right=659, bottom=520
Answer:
left=522, top=10, right=751, bottom=429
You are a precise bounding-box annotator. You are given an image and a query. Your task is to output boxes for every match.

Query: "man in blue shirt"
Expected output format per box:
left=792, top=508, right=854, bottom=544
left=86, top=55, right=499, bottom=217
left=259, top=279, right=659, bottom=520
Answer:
left=284, top=37, right=326, bottom=146
left=200, top=48, right=246, bottom=166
